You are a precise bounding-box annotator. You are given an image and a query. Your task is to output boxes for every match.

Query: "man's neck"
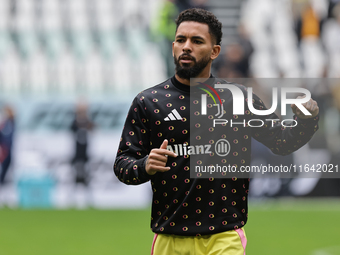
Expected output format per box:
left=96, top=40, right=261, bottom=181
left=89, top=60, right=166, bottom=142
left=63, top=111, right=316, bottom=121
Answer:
left=175, top=71, right=211, bottom=86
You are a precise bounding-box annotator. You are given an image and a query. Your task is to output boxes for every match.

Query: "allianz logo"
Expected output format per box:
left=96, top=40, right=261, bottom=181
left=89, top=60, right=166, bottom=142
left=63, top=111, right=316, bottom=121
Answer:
left=167, top=139, right=231, bottom=157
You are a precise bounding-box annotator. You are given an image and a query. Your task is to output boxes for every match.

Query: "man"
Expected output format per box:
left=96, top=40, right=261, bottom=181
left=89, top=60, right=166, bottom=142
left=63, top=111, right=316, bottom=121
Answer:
left=114, top=8, right=319, bottom=255
left=0, top=105, right=15, bottom=186
left=71, top=101, right=94, bottom=187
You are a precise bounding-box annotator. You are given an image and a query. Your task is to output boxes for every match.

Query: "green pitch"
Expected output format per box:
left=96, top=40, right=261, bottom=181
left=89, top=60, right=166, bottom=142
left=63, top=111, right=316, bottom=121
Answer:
left=1, top=199, right=340, bottom=255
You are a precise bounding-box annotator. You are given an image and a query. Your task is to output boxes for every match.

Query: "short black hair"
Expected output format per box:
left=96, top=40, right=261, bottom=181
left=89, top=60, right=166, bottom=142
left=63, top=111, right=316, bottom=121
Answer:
left=175, top=8, right=223, bottom=46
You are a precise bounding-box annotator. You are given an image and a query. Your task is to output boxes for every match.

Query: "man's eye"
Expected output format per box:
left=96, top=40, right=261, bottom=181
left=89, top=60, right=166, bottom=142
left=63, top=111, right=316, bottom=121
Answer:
left=177, top=39, right=184, bottom=43
left=195, top=40, right=203, bottom=44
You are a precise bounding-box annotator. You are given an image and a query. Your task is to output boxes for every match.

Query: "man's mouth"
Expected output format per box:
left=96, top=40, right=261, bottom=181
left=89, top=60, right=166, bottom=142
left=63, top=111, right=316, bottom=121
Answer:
left=179, top=55, right=195, bottom=64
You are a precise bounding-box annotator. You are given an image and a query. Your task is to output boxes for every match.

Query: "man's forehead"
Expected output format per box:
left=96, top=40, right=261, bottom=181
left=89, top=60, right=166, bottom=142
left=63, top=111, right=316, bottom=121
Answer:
left=176, top=21, right=210, bottom=38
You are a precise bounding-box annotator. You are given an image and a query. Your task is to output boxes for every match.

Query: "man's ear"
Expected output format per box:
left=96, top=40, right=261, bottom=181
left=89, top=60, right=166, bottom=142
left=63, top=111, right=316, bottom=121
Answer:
left=172, top=41, right=175, bottom=57
left=211, top=45, right=221, bottom=60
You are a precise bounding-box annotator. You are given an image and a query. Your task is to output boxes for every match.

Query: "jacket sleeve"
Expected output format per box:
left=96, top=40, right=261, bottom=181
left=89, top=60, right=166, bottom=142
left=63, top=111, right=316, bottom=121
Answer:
left=113, top=95, right=152, bottom=185
left=250, top=93, right=319, bottom=155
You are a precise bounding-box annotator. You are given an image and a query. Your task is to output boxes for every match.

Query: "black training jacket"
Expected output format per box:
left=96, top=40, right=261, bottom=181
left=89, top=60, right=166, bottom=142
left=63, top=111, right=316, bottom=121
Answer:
left=114, top=76, right=319, bottom=236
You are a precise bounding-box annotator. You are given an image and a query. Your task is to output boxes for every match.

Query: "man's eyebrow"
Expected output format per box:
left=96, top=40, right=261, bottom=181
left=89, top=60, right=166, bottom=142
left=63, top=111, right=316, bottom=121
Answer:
left=191, top=36, right=205, bottom=41
left=175, top=35, right=205, bottom=41
left=175, top=35, right=186, bottom=39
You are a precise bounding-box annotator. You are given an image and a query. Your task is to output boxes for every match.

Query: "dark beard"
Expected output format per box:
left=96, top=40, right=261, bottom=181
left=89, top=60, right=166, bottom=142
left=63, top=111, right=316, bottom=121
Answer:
left=174, top=54, right=211, bottom=80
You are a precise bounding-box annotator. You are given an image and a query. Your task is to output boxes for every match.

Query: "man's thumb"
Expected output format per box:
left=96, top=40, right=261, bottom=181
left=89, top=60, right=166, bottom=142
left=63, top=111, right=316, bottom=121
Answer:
left=160, top=139, right=168, bottom=149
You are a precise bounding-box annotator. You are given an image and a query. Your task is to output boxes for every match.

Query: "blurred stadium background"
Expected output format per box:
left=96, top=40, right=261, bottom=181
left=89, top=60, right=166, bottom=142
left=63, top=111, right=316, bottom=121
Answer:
left=0, top=0, right=340, bottom=254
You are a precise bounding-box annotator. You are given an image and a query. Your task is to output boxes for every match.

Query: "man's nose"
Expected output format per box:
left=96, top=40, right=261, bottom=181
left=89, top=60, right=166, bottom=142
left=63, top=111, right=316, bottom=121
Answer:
left=182, top=40, right=192, bottom=53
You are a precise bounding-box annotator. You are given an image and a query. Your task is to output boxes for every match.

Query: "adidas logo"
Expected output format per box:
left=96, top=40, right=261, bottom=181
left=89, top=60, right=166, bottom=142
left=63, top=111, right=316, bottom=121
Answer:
left=164, top=109, right=183, bottom=121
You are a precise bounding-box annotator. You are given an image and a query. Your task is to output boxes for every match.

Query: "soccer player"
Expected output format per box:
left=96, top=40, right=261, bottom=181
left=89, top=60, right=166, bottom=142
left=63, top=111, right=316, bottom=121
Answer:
left=114, top=8, right=319, bottom=255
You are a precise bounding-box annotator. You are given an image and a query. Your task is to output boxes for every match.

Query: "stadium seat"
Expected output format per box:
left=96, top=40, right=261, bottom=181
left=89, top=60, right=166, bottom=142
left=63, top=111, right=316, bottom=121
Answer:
left=56, top=49, right=77, bottom=93
left=0, top=32, right=11, bottom=59
left=300, top=37, right=326, bottom=78
left=44, top=32, right=65, bottom=61
left=0, top=0, right=10, bottom=31
left=140, top=44, right=166, bottom=89
left=0, top=0, right=170, bottom=94
left=271, top=0, right=301, bottom=77
left=40, top=0, right=65, bottom=60
left=0, top=48, right=22, bottom=93
left=112, top=50, right=132, bottom=92
left=41, top=0, right=63, bottom=31
left=67, top=0, right=89, bottom=31
left=27, top=50, right=49, bottom=93
left=83, top=49, right=104, bottom=93
left=70, top=31, right=93, bottom=60
left=94, top=0, right=116, bottom=30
